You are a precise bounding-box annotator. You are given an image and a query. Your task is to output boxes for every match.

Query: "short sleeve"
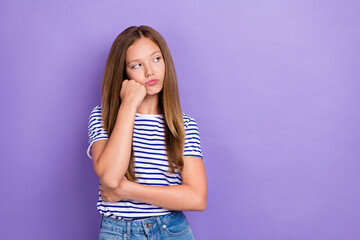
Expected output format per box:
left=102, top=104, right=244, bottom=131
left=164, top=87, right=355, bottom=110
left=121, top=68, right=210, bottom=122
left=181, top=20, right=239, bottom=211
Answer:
left=183, top=113, right=204, bottom=161
left=87, top=105, right=109, bottom=159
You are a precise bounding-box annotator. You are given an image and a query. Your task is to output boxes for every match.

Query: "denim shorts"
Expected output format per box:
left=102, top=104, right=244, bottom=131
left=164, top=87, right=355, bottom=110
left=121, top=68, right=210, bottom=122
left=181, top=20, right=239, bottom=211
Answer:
left=99, top=211, right=195, bottom=240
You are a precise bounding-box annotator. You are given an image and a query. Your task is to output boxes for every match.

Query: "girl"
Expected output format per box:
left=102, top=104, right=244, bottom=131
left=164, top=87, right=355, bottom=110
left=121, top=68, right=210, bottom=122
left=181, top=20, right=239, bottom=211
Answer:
left=87, top=25, right=207, bottom=240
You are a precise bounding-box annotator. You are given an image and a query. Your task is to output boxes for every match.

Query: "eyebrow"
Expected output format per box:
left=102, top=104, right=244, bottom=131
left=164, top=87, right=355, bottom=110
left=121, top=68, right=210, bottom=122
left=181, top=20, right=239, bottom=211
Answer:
left=127, top=51, right=162, bottom=65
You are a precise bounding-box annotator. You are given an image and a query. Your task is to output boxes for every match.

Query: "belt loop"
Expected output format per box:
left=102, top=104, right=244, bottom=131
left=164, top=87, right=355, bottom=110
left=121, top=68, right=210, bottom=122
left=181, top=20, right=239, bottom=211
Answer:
left=155, top=216, right=165, bottom=233
left=141, top=220, right=150, bottom=236
left=126, top=221, right=131, bottom=239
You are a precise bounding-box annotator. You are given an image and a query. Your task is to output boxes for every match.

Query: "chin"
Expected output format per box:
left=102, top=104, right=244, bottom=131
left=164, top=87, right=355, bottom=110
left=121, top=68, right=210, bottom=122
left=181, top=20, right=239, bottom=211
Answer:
left=147, top=91, right=161, bottom=97
left=146, top=87, right=163, bottom=96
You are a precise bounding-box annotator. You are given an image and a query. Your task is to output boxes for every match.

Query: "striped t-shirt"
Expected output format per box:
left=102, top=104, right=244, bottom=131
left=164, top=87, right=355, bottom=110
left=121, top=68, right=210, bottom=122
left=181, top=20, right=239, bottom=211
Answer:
left=87, top=105, right=203, bottom=220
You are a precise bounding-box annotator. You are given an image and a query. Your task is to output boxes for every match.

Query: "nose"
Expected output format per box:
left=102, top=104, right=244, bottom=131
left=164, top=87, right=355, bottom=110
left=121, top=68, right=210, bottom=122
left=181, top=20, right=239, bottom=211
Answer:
left=144, top=64, right=154, bottom=78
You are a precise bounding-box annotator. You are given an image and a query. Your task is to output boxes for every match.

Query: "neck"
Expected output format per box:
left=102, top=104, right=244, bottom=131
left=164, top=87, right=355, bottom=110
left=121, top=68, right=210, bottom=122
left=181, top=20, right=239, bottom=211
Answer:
left=137, top=94, right=162, bottom=114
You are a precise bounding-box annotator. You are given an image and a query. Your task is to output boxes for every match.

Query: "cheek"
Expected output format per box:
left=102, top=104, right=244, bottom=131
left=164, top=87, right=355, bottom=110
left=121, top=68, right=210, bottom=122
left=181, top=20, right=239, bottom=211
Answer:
left=126, top=69, right=138, bottom=80
left=157, top=63, right=166, bottom=75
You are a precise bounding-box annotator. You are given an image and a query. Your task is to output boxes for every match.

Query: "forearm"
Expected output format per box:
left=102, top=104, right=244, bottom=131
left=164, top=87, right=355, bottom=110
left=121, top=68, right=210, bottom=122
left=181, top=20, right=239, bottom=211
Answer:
left=125, top=182, right=207, bottom=211
left=97, top=101, right=137, bottom=188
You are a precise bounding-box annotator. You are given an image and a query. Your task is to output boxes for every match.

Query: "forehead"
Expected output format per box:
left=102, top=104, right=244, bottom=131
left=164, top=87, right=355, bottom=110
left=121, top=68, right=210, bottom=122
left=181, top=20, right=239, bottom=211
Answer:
left=126, top=38, right=161, bottom=61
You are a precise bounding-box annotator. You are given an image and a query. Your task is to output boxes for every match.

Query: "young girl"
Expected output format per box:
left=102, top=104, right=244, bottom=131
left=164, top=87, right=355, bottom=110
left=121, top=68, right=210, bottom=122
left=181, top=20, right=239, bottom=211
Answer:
left=87, top=25, right=207, bottom=240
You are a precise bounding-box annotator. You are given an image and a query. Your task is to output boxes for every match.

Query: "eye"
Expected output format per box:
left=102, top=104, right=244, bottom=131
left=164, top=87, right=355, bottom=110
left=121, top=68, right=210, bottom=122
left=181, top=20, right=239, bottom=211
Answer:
left=131, top=63, right=141, bottom=69
left=154, top=57, right=162, bottom=62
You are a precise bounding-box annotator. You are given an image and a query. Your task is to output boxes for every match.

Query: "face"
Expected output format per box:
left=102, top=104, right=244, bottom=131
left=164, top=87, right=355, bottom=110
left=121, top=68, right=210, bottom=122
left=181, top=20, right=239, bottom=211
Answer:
left=125, top=37, right=165, bottom=96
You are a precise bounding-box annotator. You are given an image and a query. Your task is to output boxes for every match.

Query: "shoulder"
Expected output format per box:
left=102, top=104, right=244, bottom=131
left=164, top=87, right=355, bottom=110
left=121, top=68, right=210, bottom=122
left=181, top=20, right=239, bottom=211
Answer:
left=89, top=105, right=102, bottom=116
left=182, top=112, right=199, bottom=130
left=88, top=105, right=102, bottom=121
left=88, top=105, right=105, bottom=129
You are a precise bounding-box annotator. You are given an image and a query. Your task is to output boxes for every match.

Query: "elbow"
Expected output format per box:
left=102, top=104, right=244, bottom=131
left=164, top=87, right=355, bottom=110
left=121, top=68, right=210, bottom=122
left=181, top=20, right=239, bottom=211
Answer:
left=99, top=174, right=124, bottom=189
left=199, top=197, right=207, bottom=211
left=194, top=193, right=207, bottom=211
left=94, top=159, right=125, bottom=189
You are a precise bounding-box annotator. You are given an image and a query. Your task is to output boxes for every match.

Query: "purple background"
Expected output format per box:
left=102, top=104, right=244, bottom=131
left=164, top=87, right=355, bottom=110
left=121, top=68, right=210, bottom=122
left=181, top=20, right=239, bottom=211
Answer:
left=1, top=1, right=359, bottom=239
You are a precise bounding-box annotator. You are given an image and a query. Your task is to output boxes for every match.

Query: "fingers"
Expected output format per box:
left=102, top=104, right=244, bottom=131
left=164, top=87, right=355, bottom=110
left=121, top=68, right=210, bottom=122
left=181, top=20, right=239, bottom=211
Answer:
left=100, top=192, right=110, bottom=202
left=120, top=79, right=147, bottom=104
left=99, top=184, right=109, bottom=201
left=99, top=188, right=106, bottom=201
left=100, top=194, right=107, bottom=201
left=99, top=184, right=104, bottom=197
left=122, top=79, right=145, bottom=87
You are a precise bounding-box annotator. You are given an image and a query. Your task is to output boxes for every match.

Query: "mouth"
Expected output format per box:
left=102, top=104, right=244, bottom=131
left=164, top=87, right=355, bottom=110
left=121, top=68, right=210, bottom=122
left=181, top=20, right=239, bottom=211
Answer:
left=146, top=79, right=159, bottom=86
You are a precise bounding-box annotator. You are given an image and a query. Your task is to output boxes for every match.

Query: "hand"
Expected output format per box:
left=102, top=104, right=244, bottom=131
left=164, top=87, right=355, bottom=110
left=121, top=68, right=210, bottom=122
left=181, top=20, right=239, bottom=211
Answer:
left=99, top=177, right=131, bottom=202
left=120, top=79, right=147, bottom=107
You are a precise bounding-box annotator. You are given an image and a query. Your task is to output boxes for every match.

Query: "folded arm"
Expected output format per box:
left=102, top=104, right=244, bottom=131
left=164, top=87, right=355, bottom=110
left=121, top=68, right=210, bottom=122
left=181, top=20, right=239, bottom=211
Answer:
left=100, top=156, right=208, bottom=211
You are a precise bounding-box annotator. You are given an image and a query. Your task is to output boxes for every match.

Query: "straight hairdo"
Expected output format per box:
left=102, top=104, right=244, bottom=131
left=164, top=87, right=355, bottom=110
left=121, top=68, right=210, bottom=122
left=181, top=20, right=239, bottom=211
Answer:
left=100, top=25, right=185, bottom=182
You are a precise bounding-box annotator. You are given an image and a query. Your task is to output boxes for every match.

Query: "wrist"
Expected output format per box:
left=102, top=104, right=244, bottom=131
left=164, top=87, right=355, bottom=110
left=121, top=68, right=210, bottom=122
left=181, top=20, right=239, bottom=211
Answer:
left=119, top=100, right=138, bottom=113
left=124, top=180, right=137, bottom=199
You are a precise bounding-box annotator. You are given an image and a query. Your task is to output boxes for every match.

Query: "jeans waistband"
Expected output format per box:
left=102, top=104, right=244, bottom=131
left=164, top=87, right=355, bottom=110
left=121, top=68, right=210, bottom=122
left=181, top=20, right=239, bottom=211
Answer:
left=100, top=211, right=184, bottom=234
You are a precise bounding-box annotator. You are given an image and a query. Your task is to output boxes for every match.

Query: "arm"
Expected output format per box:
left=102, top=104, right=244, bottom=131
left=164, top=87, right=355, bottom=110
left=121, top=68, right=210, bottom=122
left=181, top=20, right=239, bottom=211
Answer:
left=101, top=156, right=208, bottom=211
left=92, top=101, right=137, bottom=189
left=92, top=80, right=146, bottom=189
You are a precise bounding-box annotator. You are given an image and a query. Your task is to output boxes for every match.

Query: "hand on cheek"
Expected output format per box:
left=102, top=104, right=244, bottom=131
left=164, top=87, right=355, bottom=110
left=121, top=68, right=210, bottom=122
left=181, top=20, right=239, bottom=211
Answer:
left=120, top=79, right=147, bottom=106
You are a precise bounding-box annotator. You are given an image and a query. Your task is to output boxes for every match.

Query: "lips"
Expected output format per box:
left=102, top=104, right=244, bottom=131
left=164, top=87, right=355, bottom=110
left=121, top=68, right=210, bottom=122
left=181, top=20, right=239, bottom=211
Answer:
left=146, top=79, right=159, bottom=85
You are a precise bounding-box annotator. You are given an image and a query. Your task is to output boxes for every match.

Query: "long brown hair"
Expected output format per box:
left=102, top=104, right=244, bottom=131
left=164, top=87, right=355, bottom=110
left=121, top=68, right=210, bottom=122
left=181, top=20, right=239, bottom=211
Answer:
left=100, top=25, right=185, bottom=182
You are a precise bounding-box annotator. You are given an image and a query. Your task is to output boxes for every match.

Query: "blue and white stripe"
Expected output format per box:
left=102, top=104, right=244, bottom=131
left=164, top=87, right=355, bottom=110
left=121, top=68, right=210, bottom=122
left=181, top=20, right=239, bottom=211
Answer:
left=87, top=105, right=203, bottom=220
